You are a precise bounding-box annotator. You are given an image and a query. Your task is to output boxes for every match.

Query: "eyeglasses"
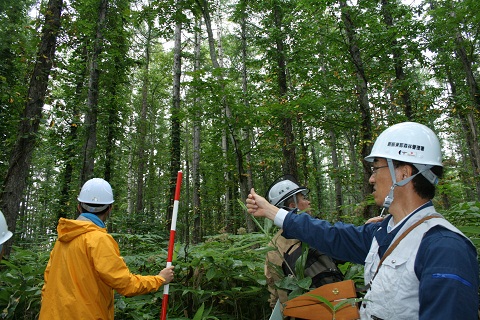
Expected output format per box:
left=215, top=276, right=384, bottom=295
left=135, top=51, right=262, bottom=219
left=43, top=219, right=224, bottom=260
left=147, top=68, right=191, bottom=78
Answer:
left=370, top=165, right=389, bottom=175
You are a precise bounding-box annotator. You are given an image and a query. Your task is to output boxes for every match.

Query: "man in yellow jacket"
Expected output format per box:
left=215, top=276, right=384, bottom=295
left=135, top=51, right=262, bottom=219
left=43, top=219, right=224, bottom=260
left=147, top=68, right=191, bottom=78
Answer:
left=39, top=178, right=174, bottom=320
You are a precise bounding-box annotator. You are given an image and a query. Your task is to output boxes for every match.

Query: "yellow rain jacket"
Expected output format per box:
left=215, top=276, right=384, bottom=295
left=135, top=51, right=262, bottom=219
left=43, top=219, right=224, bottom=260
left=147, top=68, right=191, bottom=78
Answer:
left=39, top=218, right=166, bottom=320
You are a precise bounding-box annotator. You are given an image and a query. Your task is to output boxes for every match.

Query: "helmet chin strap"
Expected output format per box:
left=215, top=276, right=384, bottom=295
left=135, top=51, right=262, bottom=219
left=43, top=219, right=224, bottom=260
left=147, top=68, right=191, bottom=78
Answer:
left=380, top=159, right=436, bottom=216
left=279, top=196, right=298, bottom=211
left=284, top=193, right=305, bottom=212
left=280, top=195, right=299, bottom=211
left=293, top=194, right=298, bottom=208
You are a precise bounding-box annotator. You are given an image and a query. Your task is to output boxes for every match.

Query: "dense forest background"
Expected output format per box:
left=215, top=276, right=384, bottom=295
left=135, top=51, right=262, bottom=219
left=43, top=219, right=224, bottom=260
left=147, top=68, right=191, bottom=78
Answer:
left=1, top=0, right=480, bottom=318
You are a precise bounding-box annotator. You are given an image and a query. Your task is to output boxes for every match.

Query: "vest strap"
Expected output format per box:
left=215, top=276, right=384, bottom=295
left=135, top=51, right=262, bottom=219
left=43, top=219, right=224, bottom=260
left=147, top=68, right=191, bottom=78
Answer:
left=367, top=214, right=443, bottom=289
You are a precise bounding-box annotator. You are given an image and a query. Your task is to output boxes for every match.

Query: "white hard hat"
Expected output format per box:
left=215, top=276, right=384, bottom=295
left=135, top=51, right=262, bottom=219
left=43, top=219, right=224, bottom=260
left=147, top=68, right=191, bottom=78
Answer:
left=365, top=122, right=443, bottom=167
left=365, top=122, right=442, bottom=210
left=78, top=178, right=114, bottom=213
left=0, top=210, right=13, bottom=245
left=267, top=175, right=308, bottom=207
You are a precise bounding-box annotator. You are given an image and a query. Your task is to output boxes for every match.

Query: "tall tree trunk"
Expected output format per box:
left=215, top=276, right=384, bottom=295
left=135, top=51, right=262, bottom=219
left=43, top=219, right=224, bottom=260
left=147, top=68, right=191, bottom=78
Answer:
left=245, top=50, right=253, bottom=199
left=462, top=113, right=480, bottom=200
left=58, top=46, right=86, bottom=221
left=339, top=0, right=373, bottom=218
left=104, top=73, right=118, bottom=184
left=237, top=0, right=255, bottom=232
left=380, top=0, right=413, bottom=119
left=345, top=128, right=361, bottom=204
left=192, top=17, right=202, bottom=244
left=329, top=129, right=343, bottom=217
left=299, top=118, right=309, bottom=185
left=0, top=0, right=63, bottom=256
left=272, top=0, right=297, bottom=178
left=445, top=68, right=478, bottom=201
left=81, top=0, right=108, bottom=183
left=454, top=34, right=480, bottom=198
left=198, top=0, right=234, bottom=230
left=216, top=0, right=233, bottom=232
left=127, top=115, right=135, bottom=216
left=311, top=142, right=323, bottom=212
left=136, top=23, right=152, bottom=215
left=183, top=135, right=190, bottom=245
left=455, top=33, right=480, bottom=111
left=104, top=0, right=128, bottom=187
left=168, top=0, right=182, bottom=231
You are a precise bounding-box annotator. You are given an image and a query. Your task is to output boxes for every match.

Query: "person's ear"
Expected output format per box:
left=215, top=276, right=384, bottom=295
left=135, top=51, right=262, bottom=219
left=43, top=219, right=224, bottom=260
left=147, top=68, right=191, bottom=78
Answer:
left=401, top=164, right=413, bottom=179
left=288, top=202, right=296, bottom=209
left=405, top=165, right=414, bottom=177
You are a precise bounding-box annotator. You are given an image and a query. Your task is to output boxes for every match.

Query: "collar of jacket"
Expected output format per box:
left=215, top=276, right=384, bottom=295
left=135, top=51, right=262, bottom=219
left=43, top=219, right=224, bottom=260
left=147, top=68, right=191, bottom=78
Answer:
left=79, top=213, right=106, bottom=228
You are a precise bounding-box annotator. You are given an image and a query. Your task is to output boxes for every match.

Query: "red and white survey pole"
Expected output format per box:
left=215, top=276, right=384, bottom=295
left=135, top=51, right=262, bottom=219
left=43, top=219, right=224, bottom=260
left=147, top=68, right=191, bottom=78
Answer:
left=160, top=170, right=183, bottom=320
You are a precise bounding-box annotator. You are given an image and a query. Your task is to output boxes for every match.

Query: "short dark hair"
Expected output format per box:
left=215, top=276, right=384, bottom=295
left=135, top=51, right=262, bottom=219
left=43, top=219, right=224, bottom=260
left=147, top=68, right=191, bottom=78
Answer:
left=393, top=160, right=443, bottom=199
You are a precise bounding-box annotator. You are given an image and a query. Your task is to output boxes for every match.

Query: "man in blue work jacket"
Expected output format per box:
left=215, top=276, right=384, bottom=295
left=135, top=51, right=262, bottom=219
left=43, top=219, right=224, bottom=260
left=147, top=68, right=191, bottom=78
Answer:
left=246, top=122, right=478, bottom=320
